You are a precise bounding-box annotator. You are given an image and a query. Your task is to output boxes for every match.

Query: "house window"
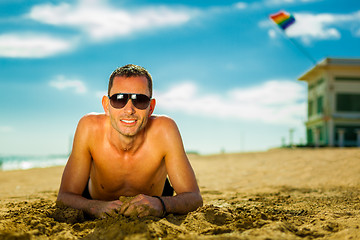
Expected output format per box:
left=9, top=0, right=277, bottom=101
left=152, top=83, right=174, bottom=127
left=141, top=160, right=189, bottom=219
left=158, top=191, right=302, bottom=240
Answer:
left=335, top=77, right=360, bottom=82
left=335, top=125, right=360, bottom=145
left=308, top=100, right=314, bottom=117
left=336, top=94, right=360, bottom=112
left=308, top=83, right=315, bottom=91
left=317, top=96, right=323, bottom=114
left=317, top=126, right=323, bottom=141
left=307, top=128, right=313, bottom=144
left=317, top=78, right=324, bottom=86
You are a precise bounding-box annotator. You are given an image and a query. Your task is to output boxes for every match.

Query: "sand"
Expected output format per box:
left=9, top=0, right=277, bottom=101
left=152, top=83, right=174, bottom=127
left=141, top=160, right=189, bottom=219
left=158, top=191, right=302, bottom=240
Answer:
left=1, top=148, right=360, bottom=239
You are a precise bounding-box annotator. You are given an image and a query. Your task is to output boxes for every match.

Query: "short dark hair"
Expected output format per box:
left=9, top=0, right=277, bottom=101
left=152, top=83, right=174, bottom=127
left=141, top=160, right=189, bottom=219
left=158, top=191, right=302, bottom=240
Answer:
left=108, top=64, right=153, bottom=98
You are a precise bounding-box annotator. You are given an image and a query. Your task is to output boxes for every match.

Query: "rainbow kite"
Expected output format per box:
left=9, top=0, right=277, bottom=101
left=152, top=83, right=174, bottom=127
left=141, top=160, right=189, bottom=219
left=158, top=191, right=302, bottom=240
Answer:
left=270, top=11, right=295, bottom=30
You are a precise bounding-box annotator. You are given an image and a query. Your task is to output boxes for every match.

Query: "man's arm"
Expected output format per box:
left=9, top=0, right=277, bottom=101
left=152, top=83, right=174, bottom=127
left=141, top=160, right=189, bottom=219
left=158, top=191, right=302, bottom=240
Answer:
left=160, top=117, right=203, bottom=214
left=120, top=117, right=203, bottom=217
left=57, top=115, right=122, bottom=218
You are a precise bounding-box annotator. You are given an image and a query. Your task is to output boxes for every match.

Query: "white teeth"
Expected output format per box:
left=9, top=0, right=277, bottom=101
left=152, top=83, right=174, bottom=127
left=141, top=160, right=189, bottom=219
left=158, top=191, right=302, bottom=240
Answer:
left=122, top=120, right=135, bottom=123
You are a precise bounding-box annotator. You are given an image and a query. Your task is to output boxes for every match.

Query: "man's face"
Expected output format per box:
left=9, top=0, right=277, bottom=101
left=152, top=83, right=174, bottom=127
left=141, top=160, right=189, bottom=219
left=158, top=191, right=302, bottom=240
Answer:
left=106, top=76, right=154, bottom=138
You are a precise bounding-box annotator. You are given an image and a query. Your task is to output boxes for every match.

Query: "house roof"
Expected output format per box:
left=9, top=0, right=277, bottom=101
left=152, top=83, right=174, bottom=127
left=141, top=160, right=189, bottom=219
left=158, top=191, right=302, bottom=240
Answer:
left=298, top=58, right=360, bottom=82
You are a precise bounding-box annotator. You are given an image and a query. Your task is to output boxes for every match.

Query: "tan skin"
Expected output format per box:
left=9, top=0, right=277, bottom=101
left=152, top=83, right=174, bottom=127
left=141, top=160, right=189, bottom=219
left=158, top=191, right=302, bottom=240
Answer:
left=57, top=76, right=203, bottom=218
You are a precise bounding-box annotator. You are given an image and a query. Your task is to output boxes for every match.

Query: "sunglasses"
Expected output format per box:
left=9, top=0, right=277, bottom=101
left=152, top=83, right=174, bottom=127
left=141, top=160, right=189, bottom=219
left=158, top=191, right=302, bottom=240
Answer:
left=108, top=93, right=151, bottom=110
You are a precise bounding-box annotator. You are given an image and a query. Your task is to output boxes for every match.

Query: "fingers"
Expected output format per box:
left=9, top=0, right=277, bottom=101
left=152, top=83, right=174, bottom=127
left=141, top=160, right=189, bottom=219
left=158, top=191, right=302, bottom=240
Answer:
left=96, top=200, right=123, bottom=218
left=137, top=208, right=151, bottom=218
left=110, top=200, right=123, bottom=209
left=121, top=201, right=146, bottom=217
left=119, top=195, right=140, bottom=215
left=124, top=204, right=148, bottom=217
left=94, top=196, right=160, bottom=219
left=92, top=196, right=160, bottom=219
left=119, top=195, right=153, bottom=218
left=119, top=201, right=131, bottom=215
left=98, top=209, right=117, bottom=219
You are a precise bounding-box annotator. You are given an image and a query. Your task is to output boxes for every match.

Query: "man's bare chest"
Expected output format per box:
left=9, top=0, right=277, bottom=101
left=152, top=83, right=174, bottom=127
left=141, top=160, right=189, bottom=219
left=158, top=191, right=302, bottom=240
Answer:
left=92, top=143, right=162, bottom=171
left=88, top=148, right=167, bottom=198
left=91, top=143, right=164, bottom=180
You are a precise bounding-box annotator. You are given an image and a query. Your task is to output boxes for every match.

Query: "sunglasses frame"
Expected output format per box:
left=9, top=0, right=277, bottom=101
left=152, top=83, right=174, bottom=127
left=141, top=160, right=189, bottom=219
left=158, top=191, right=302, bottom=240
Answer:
left=108, top=93, right=151, bottom=110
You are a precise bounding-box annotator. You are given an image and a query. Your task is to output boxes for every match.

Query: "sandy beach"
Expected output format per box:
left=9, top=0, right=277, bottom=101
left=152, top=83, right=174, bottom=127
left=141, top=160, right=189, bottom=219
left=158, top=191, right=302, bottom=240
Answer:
left=1, top=148, right=360, bottom=239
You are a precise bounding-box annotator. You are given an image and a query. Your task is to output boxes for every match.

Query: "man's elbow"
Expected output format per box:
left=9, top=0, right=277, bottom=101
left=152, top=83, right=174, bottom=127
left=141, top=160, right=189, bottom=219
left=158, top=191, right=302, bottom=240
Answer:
left=56, top=190, right=75, bottom=205
left=56, top=191, right=68, bottom=205
left=56, top=190, right=63, bottom=201
left=192, top=191, right=203, bottom=211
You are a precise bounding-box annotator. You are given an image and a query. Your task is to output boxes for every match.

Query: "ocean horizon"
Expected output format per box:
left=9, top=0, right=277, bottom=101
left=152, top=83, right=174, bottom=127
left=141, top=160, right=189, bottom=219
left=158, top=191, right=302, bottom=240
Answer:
left=0, top=154, right=69, bottom=171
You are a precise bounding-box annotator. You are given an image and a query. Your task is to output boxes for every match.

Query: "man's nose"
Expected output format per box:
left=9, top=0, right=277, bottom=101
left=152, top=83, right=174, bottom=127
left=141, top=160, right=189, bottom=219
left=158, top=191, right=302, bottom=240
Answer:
left=123, top=99, right=136, bottom=114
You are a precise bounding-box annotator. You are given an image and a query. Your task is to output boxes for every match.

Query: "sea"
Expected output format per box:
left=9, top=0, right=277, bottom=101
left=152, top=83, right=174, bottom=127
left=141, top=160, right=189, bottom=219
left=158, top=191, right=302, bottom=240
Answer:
left=0, top=155, right=68, bottom=171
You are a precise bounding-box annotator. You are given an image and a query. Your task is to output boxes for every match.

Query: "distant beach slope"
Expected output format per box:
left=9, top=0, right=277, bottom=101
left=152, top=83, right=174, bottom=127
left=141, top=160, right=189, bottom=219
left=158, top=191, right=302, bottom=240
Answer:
left=190, top=148, right=360, bottom=192
left=1, top=148, right=359, bottom=239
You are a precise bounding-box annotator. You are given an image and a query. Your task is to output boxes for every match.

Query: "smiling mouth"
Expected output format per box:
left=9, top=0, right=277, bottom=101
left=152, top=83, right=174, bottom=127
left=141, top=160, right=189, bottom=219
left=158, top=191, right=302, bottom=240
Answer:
left=121, top=119, right=136, bottom=124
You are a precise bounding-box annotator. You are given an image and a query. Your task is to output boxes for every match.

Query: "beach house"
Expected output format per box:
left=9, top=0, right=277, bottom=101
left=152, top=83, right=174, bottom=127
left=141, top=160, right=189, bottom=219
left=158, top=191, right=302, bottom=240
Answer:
left=298, top=58, right=360, bottom=147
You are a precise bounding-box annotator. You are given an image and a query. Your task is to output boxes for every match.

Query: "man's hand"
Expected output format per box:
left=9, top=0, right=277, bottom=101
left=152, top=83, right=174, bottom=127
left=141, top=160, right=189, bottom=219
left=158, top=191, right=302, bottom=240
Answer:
left=119, top=194, right=164, bottom=218
left=89, top=200, right=123, bottom=219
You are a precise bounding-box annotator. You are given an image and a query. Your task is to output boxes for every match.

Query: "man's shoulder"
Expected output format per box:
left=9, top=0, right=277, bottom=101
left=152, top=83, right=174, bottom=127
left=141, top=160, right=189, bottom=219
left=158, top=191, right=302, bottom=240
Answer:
left=80, top=112, right=106, bottom=121
left=77, top=113, right=107, bottom=130
left=148, top=115, right=185, bottom=156
left=149, top=115, right=177, bottom=128
left=148, top=115, right=180, bottom=139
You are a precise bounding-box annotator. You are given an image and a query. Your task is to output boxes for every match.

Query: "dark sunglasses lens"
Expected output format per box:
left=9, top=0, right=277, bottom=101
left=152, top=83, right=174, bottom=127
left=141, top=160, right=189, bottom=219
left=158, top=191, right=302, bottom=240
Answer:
left=110, top=94, right=128, bottom=108
left=132, top=94, right=150, bottom=110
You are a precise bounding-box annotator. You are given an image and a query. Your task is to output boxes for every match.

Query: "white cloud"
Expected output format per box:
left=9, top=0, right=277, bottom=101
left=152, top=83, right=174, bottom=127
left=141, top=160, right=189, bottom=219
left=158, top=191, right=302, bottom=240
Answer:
left=0, top=126, right=14, bottom=133
left=0, top=33, right=75, bottom=58
left=49, top=75, right=87, bottom=94
left=265, top=10, right=360, bottom=44
left=0, top=0, right=198, bottom=58
left=95, top=90, right=107, bottom=98
left=233, top=2, right=248, bottom=9
left=27, top=0, right=196, bottom=41
left=286, top=13, right=341, bottom=44
left=265, top=0, right=320, bottom=5
left=268, top=29, right=277, bottom=39
left=155, top=80, right=306, bottom=125
left=266, top=0, right=296, bottom=4
left=356, top=28, right=360, bottom=37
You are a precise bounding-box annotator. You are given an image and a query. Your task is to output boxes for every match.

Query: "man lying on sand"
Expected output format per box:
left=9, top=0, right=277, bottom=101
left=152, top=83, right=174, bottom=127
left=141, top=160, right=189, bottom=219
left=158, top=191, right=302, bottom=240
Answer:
left=57, top=64, right=203, bottom=218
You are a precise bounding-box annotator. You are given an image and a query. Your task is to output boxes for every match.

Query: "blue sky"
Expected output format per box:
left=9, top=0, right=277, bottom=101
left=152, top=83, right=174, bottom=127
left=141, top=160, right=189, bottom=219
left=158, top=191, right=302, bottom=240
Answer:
left=0, top=0, right=359, bottom=155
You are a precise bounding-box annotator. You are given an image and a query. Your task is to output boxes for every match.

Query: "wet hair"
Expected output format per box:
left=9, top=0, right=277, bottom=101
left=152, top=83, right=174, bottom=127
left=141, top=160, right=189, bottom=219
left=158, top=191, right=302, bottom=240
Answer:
left=108, top=64, right=153, bottom=98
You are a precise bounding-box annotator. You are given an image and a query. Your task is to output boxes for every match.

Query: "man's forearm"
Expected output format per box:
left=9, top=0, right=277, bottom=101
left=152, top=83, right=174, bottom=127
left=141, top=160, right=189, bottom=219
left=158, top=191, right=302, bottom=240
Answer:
left=57, top=192, right=108, bottom=217
left=161, top=192, right=203, bottom=215
left=57, top=191, right=203, bottom=218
